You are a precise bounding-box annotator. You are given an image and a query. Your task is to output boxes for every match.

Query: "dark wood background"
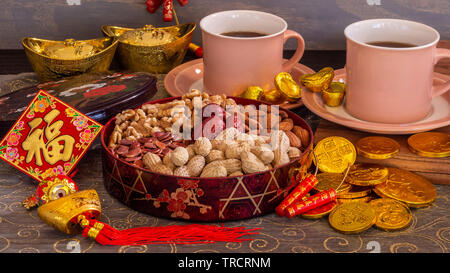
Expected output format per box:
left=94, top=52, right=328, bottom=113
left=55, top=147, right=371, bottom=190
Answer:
left=0, top=0, right=449, bottom=50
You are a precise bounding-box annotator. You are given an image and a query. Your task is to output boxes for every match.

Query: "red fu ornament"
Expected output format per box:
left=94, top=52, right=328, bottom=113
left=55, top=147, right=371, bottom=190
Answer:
left=0, top=90, right=102, bottom=183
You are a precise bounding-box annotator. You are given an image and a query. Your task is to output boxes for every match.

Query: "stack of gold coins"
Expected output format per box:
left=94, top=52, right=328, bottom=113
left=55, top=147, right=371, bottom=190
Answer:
left=306, top=135, right=437, bottom=235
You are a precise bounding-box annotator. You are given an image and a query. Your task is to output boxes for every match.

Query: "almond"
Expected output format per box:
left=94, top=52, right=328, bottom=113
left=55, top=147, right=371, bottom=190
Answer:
left=285, top=130, right=302, bottom=148
left=293, top=126, right=310, bottom=148
left=279, top=118, right=294, bottom=131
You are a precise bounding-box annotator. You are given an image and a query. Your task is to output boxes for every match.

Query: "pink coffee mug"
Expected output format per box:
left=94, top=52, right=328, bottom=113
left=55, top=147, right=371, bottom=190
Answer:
left=200, top=10, right=305, bottom=96
left=345, top=19, right=450, bottom=124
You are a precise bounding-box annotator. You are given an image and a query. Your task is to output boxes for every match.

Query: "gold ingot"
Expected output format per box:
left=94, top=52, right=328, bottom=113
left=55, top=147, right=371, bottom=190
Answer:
left=346, top=163, right=389, bottom=186
left=240, top=86, right=264, bottom=100
left=356, top=136, right=400, bottom=159
left=260, top=88, right=285, bottom=104
left=407, top=132, right=450, bottom=158
left=322, top=82, right=345, bottom=107
left=328, top=201, right=376, bottom=234
left=22, top=37, right=118, bottom=82
left=338, top=185, right=372, bottom=199
left=369, top=198, right=412, bottom=231
left=337, top=195, right=373, bottom=204
left=314, top=172, right=351, bottom=194
left=374, top=168, right=437, bottom=208
left=102, top=23, right=195, bottom=74
left=313, top=136, right=357, bottom=173
left=37, top=189, right=101, bottom=235
left=274, top=72, right=302, bottom=102
left=300, top=67, right=334, bottom=92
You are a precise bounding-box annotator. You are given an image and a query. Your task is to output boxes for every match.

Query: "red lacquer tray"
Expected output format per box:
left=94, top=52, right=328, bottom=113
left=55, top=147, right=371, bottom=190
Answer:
left=100, top=97, right=313, bottom=222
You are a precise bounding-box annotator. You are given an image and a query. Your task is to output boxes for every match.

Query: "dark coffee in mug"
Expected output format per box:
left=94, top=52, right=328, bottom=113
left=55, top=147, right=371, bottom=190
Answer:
left=366, top=41, right=417, bottom=48
left=221, top=31, right=267, bottom=38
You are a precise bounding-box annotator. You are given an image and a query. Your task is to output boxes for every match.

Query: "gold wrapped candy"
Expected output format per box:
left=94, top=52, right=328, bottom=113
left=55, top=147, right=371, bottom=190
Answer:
left=322, top=82, right=345, bottom=107
left=300, top=67, right=334, bottom=92
left=274, top=72, right=302, bottom=102
left=240, top=86, right=264, bottom=100
left=260, top=89, right=285, bottom=104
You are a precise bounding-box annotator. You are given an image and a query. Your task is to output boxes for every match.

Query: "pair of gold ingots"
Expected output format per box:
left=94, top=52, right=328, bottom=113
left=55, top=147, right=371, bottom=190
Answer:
left=305, top=133, right=445, bottom=234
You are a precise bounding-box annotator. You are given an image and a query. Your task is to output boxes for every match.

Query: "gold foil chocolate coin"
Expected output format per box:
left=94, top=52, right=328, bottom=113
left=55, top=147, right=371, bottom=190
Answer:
left=337, top=196, right=373, bottom=205
left=407, top=132, right=450, bottom=158
left=346, top=163, right=389, bottom=186
left=313, top=136, right=357, bottom=173
left=314, top=172, right=351, bottom=194
left=338, top=185, right=371, bottom=199
left=301, top=201, right=338, bottom=219
left=328, top=201, right=376, bottom=234
left=356, top=136, right=400, bottom=159
left=374, top=168, right=437, bottom=208
left=369, top=198, right=412, bottom=231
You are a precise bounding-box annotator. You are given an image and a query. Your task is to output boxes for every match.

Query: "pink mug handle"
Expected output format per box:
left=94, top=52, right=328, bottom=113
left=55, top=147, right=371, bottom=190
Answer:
left=282, top=30, right=305, bottom=72
left=432, top=48, right=450, bottom=97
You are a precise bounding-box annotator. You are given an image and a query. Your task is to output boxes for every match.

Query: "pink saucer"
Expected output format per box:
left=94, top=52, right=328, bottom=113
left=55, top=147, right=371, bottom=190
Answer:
left=302, top=68, right=450, bottom=135
left=164, top=58, right=315, bottom=110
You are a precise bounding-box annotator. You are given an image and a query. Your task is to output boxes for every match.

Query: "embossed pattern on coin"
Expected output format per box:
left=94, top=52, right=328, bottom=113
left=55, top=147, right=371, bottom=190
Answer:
left=369, top=198, right=412, bottom=231
left=407, top=132, right=450, bottom=158
left=347, top=163, right=389, bottom=186
left=356, top=136, right=400, bottom=159
left=314, top=172, right=351, bottom=194
left=313, top=136, right=356, bottom=173
left=328, top=202, right=376, bottom=234
left=374, top=168, right=437, bottom=208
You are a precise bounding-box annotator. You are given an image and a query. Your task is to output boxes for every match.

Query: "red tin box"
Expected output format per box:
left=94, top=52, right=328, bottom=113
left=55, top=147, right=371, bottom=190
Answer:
left=101, top=97, right=313, bottom=221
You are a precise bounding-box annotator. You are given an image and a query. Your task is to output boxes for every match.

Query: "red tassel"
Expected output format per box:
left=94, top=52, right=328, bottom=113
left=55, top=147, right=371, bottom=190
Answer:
left=82, top=219, right=260, bottom=246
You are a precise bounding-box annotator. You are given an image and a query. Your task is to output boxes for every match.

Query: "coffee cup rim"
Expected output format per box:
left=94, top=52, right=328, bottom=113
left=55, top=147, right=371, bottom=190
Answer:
left=344, top=18, right=440, bottom=51
left=200, top=10, right=288, bottom=40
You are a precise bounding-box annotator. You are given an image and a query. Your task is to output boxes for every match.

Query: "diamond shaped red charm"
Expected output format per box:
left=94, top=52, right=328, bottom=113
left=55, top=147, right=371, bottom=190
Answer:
left=0, top=90, right=103, bottom=183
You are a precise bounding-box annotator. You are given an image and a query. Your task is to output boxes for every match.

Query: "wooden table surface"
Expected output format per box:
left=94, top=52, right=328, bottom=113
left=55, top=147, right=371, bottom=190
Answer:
left=0, top=48, right=448, bottom=253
